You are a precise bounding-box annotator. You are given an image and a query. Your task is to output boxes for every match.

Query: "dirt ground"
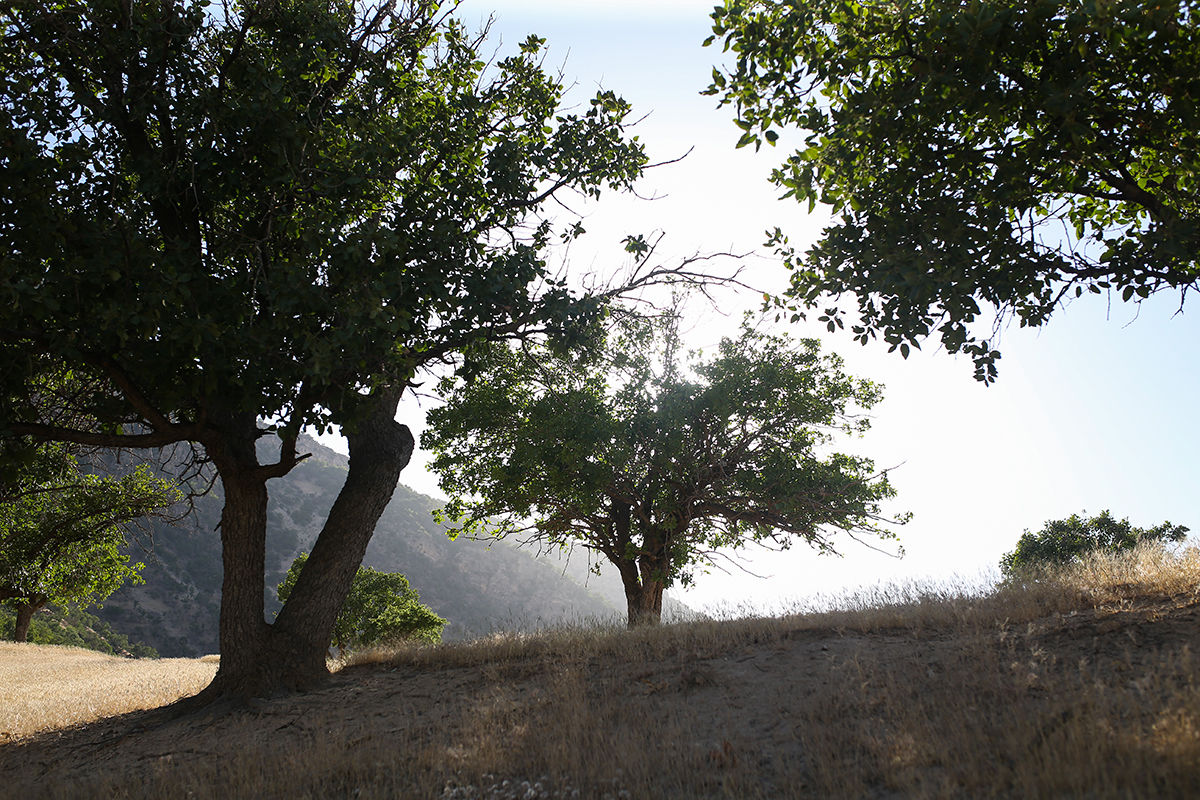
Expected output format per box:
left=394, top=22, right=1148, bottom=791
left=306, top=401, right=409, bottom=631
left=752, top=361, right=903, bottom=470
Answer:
left=4, top=594, right=1200, bottom=799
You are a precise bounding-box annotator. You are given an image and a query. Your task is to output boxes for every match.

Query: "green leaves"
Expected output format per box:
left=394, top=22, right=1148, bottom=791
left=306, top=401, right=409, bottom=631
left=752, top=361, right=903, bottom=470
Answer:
left=424, top=312, right=902, bottom=596
left=277, top=552, right=445, bottom=650
left=709, top=0, right=1200, bottom=382
left=0, top=444, right=179, bottom=616
left=1000, top=510, right=1189, bottom=578
left=0, top=0, right=647, bottom=443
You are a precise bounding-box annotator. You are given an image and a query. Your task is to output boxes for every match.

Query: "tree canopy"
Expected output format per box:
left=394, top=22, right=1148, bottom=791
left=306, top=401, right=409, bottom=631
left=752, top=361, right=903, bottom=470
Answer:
left=707, top=0, right=1200, bottom=381
left=277, top=552, right=444, bottom=651
left=1, top=1, right=645, bottom=439
left=424, top=315, right=902, bottom=626
left=0, top=0, right=677, bottom=696
left=1000, top=510, right=1189, bottom=577
left=0, top=444, right=179, bottom=641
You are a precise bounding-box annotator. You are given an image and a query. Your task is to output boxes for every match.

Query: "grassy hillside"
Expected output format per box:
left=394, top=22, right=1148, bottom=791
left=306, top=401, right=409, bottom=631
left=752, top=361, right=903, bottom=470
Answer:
left=4, top=544, right=1199, bottom=798
left=0, top=643, right=214, bottom=744
left=93, top=435, right=627, bottom=656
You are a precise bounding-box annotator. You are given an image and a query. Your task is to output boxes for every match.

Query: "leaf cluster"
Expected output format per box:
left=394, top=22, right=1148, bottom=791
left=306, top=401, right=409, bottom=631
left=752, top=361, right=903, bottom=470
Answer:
left=0, top=443, right=180, bottom=610
left=708, top=0, right=1200, bottom=381
left=0, top=0, right=647, bottom=448
left=1000, top=509, right=1189, bottom=577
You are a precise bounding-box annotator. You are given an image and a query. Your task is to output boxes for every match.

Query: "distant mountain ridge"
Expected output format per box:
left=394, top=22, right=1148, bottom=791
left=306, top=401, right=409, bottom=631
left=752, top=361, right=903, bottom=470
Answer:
left=93, top=435, right=665, bottom=656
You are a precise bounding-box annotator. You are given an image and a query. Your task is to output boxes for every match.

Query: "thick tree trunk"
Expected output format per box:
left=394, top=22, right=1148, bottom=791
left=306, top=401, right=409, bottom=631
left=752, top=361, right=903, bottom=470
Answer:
left=271, top=391, right=413, bottom=678
left=625, top=579, right=665, bottom=627
left=206, top=468, right=274, bottom=696
left=616, top=559, right=665, bottom=627
left=190, top=410, right=309, bottom=700
left=13, top=600, right=41, bottom=642
left=617, top=522, right=674, bottom=628
left=197, top=392, right=412, bottom=702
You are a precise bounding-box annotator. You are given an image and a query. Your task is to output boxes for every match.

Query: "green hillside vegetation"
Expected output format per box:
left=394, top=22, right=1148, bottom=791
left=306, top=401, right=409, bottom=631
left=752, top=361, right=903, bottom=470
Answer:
left=278, top=552, right=446, bottom=650
left=1001, top=510, right=1189, bottom=577
left=0, top=604, right=157, bottom=658
left=91, top=436, right=629, bottom=657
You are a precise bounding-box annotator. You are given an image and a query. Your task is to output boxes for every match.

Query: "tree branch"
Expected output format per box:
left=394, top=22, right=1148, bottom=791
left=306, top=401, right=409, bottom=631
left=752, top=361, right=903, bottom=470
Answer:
left=9, top=423, right=191, bottom=450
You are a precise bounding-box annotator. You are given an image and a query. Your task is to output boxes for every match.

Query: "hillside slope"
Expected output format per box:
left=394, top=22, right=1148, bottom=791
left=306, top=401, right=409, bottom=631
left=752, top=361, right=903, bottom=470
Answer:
left=6, top=546, right=1200, bottom=798
left=93, top=436, right=628, bottom=656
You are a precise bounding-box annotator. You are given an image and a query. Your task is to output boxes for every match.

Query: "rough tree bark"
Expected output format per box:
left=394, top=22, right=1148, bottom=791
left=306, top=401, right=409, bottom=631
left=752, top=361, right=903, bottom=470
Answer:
left=616, top=556, right=667, bottom=627
left=625, top=575, right=665, bottom=627
left=200, top=412, right=274, bottom=698
left=207, top=465, right=273, bottom=695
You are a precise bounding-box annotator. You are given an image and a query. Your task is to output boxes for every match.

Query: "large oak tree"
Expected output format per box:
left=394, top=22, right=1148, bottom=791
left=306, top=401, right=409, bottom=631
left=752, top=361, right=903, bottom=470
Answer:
left=0, top=0, right=667, bottom=697
left=708, top=0, right=1200, bottom=381
left=425, top=317, right=902, bottom=626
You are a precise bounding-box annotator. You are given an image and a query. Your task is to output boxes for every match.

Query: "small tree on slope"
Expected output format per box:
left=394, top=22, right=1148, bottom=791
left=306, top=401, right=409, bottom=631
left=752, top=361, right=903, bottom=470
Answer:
left=424, top=317, right=904, bottom=627
left=0, top=444, right=180, bottom=641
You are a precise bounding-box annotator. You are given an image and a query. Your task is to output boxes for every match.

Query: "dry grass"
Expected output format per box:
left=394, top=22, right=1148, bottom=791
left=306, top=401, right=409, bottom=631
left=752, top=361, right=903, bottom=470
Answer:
left=3, top=543, right=1200, bottom=799
left=347, top=542, right=1200, bottom=671
left=0, top=644, right=217, bottom=743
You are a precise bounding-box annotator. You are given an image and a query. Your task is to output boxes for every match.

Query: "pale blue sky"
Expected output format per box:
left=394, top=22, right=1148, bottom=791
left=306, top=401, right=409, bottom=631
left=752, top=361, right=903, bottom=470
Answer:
left=331, top=1, right=1200, bottom=613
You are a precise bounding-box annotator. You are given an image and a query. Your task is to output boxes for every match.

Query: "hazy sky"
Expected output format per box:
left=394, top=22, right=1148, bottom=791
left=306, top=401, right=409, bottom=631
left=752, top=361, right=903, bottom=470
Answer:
left=327, top=0, right=1199, bottom=614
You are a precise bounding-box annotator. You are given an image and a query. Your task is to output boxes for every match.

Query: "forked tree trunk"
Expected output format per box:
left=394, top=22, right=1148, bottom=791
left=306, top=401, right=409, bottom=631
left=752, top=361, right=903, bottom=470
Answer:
left=199, top=392, right=412, bottom=701
left=616, top=559, right=666, bottom=627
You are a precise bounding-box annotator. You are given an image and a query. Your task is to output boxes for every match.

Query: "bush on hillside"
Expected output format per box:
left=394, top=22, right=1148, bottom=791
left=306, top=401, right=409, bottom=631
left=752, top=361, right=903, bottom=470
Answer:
left=1001, top=510, right=1188, bottom=578
left=278, top=553, right=445, bottom=652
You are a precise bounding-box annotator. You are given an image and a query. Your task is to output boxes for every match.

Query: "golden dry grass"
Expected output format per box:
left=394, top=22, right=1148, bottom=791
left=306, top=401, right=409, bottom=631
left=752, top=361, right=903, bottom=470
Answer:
left=3, top=543, right=1200, bottom=799
left=347, top=542, right=1200, bottom=672
left=0, top=643, right=217, bottom=742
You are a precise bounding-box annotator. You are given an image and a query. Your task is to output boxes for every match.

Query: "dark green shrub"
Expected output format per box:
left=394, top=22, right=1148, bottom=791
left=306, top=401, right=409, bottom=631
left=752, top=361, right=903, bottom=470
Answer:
left=1000, top=511, right=1188, bottom=577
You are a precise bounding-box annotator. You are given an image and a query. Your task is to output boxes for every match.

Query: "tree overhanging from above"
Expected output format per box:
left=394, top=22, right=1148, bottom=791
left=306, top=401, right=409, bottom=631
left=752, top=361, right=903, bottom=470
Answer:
left=708, top=0, right=1200, bottom=382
